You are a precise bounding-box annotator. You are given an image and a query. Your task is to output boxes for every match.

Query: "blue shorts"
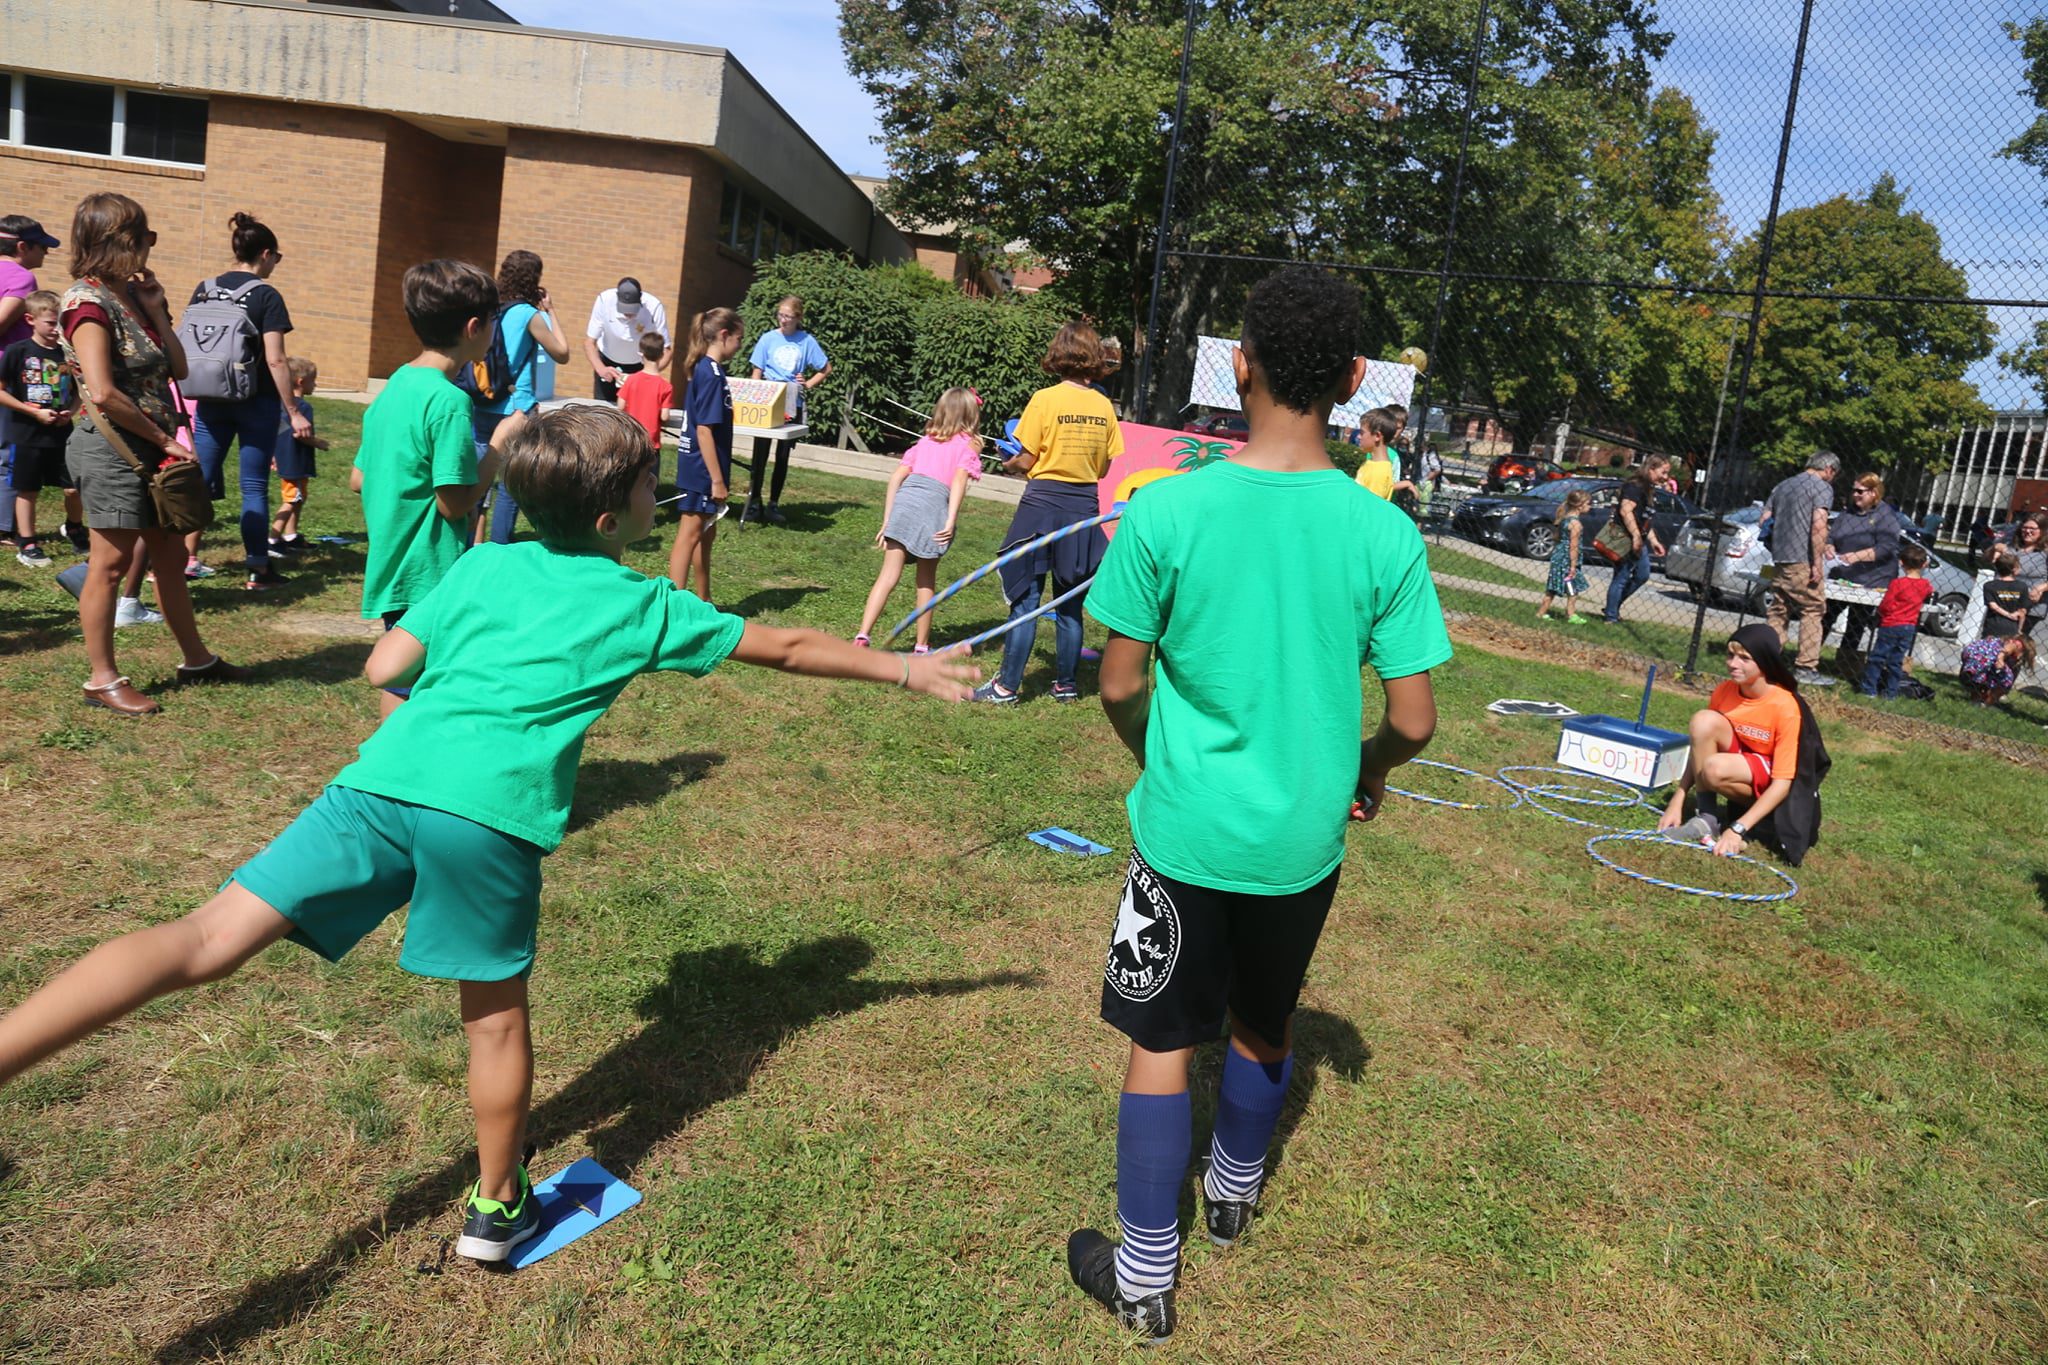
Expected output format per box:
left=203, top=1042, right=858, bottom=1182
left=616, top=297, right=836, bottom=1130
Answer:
left=230, top=786, right=543, bottom=981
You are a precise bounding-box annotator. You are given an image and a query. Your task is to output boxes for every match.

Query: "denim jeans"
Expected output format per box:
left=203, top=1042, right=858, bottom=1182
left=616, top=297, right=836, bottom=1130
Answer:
left=1860, top=623, right=1916, bottom=696
left=191, top=393, right=283, bottom=570
left=0, top=443, right=14, bottom=536
left=1603, top=542, right=1652, bottom=622
left=997, top=574, right=1084, bottom=694
left=474, top=408, right=519, bottom=543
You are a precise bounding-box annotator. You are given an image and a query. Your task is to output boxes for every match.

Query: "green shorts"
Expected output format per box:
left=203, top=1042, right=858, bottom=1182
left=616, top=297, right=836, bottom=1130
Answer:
left=229, top=785, right=542, bottom=981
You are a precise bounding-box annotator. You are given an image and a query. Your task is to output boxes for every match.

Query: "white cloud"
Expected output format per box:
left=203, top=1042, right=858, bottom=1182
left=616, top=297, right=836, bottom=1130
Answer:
left=501, top=0, right=886, bottom=176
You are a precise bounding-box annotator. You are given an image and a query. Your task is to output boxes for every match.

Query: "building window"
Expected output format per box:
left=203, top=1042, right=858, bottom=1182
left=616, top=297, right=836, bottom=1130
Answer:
left=5, top=72, right=207, bottom=167
left=718, top=182, right=739, bottom=250
left=716, top=179, right=827, bottom=262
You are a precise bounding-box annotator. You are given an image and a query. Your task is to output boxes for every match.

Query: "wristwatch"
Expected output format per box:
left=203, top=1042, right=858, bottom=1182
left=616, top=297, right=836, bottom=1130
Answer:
left=1730, top=821, right=1749, bottom=838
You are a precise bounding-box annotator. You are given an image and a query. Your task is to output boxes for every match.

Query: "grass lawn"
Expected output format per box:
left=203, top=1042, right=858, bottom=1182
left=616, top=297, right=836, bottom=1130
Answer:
left=2, top=399, right=2046, bottom=1361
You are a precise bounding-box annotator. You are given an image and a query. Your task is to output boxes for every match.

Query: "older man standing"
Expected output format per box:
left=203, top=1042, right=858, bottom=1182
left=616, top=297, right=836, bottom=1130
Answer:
left=1762, top=449, right=1841, bottom=686
left=583, top=277, right=671, bottom=403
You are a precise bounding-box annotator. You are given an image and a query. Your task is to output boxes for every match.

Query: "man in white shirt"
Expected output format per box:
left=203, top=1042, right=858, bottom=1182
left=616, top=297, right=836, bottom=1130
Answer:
left=583, top=277, right=673, bottom=402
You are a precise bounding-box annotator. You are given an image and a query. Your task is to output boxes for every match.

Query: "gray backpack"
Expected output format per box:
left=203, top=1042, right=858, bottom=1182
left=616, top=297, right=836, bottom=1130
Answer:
left=175, top=277, right=266, bottom=402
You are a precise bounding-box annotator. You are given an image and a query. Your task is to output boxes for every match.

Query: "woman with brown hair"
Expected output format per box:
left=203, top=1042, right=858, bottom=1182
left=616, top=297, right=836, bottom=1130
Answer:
left=60, top=192, right=248, bottom=715
left=1820, top=471, right=1902, bottom=666
left=478, top=249, right=569, bottom=544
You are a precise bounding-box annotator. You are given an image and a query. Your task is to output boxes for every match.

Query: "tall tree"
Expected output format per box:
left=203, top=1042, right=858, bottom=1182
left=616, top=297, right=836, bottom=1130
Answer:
left=1997, top=16, right=2048, bottom=404
left=1730, top=176, right=1991, bottom=473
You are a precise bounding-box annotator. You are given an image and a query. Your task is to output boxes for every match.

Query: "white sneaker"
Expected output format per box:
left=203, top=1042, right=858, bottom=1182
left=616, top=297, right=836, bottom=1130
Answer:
left=1666, top=814, right=1721, bottom=846
left=114, top=597, right=164, bottom=627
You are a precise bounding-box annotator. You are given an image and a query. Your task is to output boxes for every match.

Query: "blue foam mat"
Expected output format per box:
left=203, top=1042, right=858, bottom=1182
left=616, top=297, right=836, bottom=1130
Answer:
left=505, top=1157, right=642, bottom=1269
left=1026, top=827, right=1112, bottom=857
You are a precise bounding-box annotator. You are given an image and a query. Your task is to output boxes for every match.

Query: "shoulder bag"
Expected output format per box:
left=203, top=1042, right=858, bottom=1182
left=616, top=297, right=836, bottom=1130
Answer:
left=1590, top=511, right=1634, bottom=564
left=80, top=388, right=216, bottom=533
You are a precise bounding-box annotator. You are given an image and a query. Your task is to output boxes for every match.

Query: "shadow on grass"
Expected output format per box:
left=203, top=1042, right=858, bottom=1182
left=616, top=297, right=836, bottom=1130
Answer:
left=2035, top=871, right=2048, bottom=915
left=1184, top=1008, right=1370, bottom=1209
left=247, top=641, right=375, bottom=686
left=0, top=606, right=75, bottom=655
left=764, top=498, right=861, bottom=533
left=154, top=935, right=1036, bottom=1364
left=568, top=752, right=726, bottom=832
left=726, top=584, right=828, bottom=618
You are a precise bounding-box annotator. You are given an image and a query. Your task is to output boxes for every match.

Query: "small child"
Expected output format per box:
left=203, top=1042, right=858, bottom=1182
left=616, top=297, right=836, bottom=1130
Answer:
left=616, top=331, right=673, bottom=453
left=854, top=387, right=984, bottom=652
left=269, top=356, right=328, bottom=557
left=1536, top=489, right=1593, bottom=623
left=0, top=404, right=979, bottom=1266
left=352, top=260, right=503, bottom=718
left=1981, top=550, right=2027, bottom=639
left=1958, top=634, right=2035, bottom=706
left=1351, top=406, right=1401, bottom=500
left=666, top=307, right=743, bottom=601
left=0, top=290, right=83, bottom=567
left=1858, top=543, right=1932, bottom=697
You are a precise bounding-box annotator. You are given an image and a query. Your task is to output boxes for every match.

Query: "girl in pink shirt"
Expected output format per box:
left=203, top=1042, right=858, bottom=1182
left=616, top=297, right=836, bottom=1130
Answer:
left=855, top=387, right=983, bottom=652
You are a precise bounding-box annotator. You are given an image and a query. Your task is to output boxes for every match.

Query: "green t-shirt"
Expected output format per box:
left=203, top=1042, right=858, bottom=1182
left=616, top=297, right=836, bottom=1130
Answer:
left=355, top=364, right=479, bottom=619
left=333, top=542, right=746, bottom=850
left=1087, top=460, right=1452, bottom=894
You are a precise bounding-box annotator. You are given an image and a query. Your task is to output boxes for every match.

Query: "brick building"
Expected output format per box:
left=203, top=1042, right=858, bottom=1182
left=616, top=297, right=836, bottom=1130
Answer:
left=0, top=0, right=930, bottom=390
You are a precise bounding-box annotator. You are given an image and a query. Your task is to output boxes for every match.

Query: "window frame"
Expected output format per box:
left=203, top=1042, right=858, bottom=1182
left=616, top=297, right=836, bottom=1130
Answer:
left=2, top=71, right=208, bottom=169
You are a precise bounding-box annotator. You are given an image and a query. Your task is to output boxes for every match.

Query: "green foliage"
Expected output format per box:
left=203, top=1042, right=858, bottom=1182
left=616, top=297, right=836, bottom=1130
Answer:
left=1731, top=176, right=1993, bottom=473
left=737, top=252, right=1072, bottom=447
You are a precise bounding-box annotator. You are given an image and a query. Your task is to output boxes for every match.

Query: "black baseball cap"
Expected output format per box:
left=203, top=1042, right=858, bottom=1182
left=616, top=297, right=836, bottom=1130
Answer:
left=0, top=217, right=59, bottom=249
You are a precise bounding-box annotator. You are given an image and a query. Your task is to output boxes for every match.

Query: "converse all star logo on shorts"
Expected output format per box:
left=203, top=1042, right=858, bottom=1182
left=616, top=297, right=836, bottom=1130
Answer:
left=1104, top=855, right=1180, bottom=1002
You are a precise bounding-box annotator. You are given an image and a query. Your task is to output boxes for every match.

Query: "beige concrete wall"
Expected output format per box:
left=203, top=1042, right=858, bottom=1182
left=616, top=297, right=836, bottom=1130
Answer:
left=7, top=0, right=874, bottom=250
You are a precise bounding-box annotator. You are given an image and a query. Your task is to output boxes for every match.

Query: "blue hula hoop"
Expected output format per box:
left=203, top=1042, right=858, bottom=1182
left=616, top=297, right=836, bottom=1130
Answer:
left=947, top=574, right=1096, bottom=655
left=883, top=509, right=1120, bottom=644
left=1383, top=759, right=1524, bottom=811
left=1584, top=832, right=1799, bottom=903
left=1495, top=766, right=1653, bottom=808
left=1519, top=786, right=1664, bottom=832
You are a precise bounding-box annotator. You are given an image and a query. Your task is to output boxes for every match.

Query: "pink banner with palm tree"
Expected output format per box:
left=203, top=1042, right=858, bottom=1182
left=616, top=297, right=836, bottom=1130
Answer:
left=1098, top=423, right=1242, bottom=537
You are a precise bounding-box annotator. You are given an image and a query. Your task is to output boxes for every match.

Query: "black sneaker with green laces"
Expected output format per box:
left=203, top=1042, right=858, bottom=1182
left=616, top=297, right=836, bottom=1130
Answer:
left=457, top=1165, right=539, bottom=1263
left=1066, top=1228, right=1175, bottom=1346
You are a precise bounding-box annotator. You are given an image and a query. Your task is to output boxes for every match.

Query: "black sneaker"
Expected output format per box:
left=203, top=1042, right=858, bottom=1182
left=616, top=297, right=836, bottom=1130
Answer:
left=245, top=566, right=288, bottom=591
left=763, top=503, right=788, bottom=525
left=1050, top=680, right=1081, bottom=703
left=62, top=522, right=91, bottom=553
left=456, top=1165, right=539, bottom=1263
left=268, top=537, right=303, bottom=557
left=1066, top=1229, right=1175, bottom=1346
left=1202, top=1178, right=1258, bottom=1249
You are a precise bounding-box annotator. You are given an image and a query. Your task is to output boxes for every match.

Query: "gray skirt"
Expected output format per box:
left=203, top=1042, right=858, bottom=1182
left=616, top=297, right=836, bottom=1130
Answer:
left=69, top=419, right=158, bottom=531
left=882, top=473, right=955, bottom=560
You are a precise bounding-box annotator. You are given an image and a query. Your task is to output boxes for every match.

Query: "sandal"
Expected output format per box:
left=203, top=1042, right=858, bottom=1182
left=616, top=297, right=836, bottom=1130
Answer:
left=174, top=655, right=253, bottom=684
left=82, top=676, right=160, bottom=716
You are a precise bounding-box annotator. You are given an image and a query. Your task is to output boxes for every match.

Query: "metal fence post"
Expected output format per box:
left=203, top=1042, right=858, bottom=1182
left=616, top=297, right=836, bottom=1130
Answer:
left=1411, top=0, right=1492, bottom=444
left=1134, top=0, right=1201, bottom=426
left=1683, top=0, right=1818, bottom=678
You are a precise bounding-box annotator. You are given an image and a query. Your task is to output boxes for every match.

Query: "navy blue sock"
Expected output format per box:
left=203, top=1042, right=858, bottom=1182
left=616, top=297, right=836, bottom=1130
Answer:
left=1113, top=1090, right=1190, bottom=1300
left=1205, top=1047, right=1292, bottom=1202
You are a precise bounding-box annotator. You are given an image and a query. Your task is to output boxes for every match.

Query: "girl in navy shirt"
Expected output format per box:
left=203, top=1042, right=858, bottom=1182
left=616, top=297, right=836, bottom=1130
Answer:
left=665, top=307, right=742, bottom=600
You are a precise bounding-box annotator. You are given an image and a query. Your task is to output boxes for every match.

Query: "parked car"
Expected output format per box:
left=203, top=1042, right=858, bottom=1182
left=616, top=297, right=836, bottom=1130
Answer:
left=1663, top=505, right=1976, bottom=635
left=1450, top=477, right=1697, bottom=560
left=1482, top=453, right=1568, bottom=493
left=1183, top=411, right=1250, bottom=440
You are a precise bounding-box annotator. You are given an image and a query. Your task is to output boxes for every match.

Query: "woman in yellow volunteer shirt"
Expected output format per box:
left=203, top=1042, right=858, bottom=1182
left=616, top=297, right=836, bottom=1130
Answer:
left=973, top=322, right=1124, bottom=704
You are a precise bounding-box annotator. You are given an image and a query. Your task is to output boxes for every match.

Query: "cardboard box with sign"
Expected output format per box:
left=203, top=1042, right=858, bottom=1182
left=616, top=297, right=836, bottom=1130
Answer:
left=727, top=378, right=800, bottom=429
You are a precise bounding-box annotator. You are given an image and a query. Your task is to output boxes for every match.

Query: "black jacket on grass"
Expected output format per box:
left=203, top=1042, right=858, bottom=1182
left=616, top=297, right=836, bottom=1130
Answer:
left=1729, top=694, right=1829, bottom=867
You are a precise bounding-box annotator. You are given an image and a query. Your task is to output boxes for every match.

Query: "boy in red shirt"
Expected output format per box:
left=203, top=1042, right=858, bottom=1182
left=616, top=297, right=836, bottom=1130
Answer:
left=616, top=332, right=673, bottom=452
left=1858, top=543, right=1933, bottom=698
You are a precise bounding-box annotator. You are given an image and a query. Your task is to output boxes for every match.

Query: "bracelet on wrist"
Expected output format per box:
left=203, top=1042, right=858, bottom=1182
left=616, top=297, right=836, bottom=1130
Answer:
left=897, top=653, right=910, bottom=688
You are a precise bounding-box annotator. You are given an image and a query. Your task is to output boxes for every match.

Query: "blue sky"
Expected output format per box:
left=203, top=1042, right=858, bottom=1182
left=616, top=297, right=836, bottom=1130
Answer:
left=503, top=0, right=2047, bottom=405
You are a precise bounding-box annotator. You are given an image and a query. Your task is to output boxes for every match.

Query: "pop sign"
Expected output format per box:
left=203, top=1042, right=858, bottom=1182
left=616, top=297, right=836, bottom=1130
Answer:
left=1555, top=715, right=1690, bottom=791
left=1096, top=422, right=1243, bottom=538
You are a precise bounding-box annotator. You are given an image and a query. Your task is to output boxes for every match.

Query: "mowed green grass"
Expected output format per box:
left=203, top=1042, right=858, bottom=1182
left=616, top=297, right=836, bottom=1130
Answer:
left=0, top=399, right=2045, bottom=1361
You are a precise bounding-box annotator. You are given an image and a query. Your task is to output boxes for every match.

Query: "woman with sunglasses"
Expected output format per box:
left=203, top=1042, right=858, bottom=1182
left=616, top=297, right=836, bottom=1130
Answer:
left=1820, top=472, right=1901, bottom=666
left=59, top=192, right=249, bottom=715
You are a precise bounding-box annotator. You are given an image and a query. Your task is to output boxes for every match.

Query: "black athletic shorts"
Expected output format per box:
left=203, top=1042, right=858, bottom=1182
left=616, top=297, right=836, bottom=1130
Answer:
left=8, top=439, right=72, bottom=493
left=1098, top=847, right=1340, bottom=1054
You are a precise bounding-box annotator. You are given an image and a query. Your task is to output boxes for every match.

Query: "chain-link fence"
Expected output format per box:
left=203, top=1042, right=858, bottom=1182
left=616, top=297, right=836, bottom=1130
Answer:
left=1132, top=0, right=2048, bottom=748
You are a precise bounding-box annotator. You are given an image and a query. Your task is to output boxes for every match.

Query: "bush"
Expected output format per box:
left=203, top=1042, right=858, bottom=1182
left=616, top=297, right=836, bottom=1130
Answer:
left=1325, top=438, right=1362, bottom=476
left=909, top=291, right=1065, bottom=441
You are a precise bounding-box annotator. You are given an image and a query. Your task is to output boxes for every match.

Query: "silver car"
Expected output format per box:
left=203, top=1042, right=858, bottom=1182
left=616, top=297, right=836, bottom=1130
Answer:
left=1663, top=504, right=1975, bottom=637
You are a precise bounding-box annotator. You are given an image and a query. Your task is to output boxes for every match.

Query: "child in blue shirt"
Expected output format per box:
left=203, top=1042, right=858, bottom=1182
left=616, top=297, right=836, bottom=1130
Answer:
left=268, top=355, right=327, bottom=556
left=665, top=307, right=742, bottom=600
left=0, top=404, right=979, bottom=1265
left=743, top=294, right=831, bottom=523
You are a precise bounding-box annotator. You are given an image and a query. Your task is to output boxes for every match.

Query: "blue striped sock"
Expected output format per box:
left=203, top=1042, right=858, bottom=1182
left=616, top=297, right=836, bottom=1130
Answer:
left=1204, top=1047, right=1292, bottom=1203
left=1113, top=1090, right=1190, bottom=1301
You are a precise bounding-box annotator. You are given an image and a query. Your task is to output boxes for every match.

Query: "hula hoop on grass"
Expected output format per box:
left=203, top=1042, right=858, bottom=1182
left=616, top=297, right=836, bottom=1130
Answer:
left=948, top=575, right=1097, bottom=655
left=882, top=510, right=1121, bottom=644
left=1382, top=759, right=1524, bottom=811
left=1495, top=766, right=1651, bottom=808
left=1519, top=786, right=1663, bottom=832
left=1583, top=832, right=1799, bottom=904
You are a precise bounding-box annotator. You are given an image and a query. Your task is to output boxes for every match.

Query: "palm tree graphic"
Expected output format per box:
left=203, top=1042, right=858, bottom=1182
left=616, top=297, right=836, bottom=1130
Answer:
left=1167, top=436, right=1234, bottom=471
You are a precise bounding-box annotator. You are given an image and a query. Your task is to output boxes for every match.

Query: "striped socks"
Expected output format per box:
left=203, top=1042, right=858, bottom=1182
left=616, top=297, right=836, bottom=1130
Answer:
left=1203, top=1047, right=1293, bottom=1204
left=1113, top=1090, right=1191, bottom=1301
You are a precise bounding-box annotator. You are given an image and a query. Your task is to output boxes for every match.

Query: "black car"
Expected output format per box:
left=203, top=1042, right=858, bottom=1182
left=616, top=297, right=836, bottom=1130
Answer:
left=1451, top=477, right=1698, bottom=560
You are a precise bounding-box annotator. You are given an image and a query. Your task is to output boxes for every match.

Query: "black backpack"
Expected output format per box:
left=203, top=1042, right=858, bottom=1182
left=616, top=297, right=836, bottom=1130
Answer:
left=454, top=306, right=535, bottom=405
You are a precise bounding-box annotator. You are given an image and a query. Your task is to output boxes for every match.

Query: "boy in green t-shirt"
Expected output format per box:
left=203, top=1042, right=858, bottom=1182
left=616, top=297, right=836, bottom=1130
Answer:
left=0, top=406, right=980, bottom=1264
left=351, top=259, right=502, bottom=718
left=1068, top=266, right=1451, bottom=1343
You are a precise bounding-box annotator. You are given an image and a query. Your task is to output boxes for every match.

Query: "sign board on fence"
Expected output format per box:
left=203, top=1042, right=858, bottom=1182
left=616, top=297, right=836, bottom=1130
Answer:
left=1555, top=715, right=1690, bottom=791
left=1189, top=337, right=1416, bottom=428
left=1097, top=423, right=1244, bottom=538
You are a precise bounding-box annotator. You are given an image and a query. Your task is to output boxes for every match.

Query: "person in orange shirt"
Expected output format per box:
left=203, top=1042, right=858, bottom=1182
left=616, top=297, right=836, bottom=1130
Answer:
left=616, top=332, right=673, bottom=453
left=1658, top=622, right=1802, bottom=857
